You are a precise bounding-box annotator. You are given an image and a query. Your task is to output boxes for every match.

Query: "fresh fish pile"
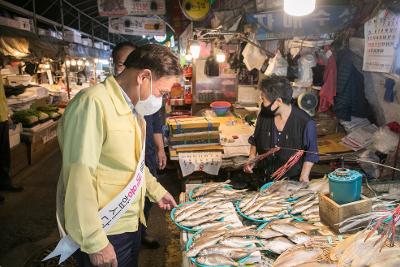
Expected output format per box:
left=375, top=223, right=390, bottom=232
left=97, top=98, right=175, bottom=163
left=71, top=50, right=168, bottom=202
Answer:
left=186, top=226, right=264, bottom=266
left=190, top=180, right=248, bottom=201
left=238, top=181, right=321, bottom=223
left=172, top=198, right=235, bottom=231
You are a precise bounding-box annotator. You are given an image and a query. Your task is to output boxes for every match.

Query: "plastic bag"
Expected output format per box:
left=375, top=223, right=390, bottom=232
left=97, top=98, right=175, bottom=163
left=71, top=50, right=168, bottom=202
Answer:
left=359, top=150, right=381, bottom=178
left=373, top=126, right=399, bottom=154
left=264, top=50, right=288, bottom=76
left=296, top=54, right=316, bottom=87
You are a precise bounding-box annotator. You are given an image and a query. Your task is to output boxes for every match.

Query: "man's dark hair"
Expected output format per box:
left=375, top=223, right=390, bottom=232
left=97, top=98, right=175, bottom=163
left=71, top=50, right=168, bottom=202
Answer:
left=111, top=41, right=136, bottom=61
left=260, top=75, right=293, bottom=104
left=124, top=44, right=182, bottom=78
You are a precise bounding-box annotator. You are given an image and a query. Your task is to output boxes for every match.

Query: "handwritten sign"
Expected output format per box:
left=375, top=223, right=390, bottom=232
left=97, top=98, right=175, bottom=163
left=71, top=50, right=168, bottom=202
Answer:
left=109, top=16, right=166, bottom=37
left=363, top=10, right=400, bottom=73
left=246, top=6, right=355, bottom=40
left=179, top=151, right=222, bottom=177
left=98, top=0, right=165, bottom=16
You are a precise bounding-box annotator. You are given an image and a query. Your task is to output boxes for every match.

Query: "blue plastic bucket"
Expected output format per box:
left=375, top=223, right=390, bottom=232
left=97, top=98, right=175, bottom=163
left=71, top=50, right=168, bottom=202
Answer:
left=328, top=168, right=362, bottom=204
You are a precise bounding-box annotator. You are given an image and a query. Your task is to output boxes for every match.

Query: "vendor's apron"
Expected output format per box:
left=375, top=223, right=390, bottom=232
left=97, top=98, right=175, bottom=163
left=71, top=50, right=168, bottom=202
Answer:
left=44, top=117, right=147, bottom=264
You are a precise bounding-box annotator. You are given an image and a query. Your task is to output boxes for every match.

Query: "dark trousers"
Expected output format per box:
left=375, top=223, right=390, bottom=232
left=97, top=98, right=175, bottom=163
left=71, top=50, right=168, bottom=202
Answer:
left=74, top=231, right=141, bottom=267
left=0, top=121, right=11, bottom=186
left=141, top=166, right=157, bottom=238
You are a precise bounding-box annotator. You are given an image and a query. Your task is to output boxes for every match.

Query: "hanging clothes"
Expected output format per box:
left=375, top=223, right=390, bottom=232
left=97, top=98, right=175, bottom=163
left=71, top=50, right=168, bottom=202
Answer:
left=318, top=50, right=337, bottom=112
left=334, top=49, right=372, bottom=121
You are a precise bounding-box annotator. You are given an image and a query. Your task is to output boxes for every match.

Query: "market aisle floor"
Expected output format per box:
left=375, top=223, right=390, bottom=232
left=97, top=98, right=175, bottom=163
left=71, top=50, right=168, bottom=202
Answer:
left=0, top=149, right=182, bottom=267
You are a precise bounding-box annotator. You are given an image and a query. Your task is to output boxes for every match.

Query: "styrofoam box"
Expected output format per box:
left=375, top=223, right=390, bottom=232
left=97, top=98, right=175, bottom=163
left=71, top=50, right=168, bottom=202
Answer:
left=0, top=16, right=22, bottom=29
left=94, top=42, right=104, bottom=49
left=15, top=17, right=31, bottom=31
left=9, top=123, right=22, bottom=148
left=48, top=30, right=62, bottom=40
left=6, top=74, right=32, bottom=86
left=64, top=30, right=82, bottom=44
left=38, top=28, right=47, bottom=35
left=82, top=38, right=93, bottom=47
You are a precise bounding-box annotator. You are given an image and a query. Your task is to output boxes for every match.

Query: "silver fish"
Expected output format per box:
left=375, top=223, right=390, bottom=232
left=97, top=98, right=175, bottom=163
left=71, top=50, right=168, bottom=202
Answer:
left=271, top=223, right=305, bottom=236
left=180, top=213, right=226, bottom=227
left=293, top=194, right=316, bottom=208
left=196, top=254, right=242, bottom=266
left=288, top=233, right=312, bottom=244
left=186, top=236, right=224, bottom=257
left=174, top=201, right=200, bottom=217
left=302, top=205, right=319, bottom=216
left=261, top=237, right=295, bottom=254
left=257, top=228, right=284, bottom=239
left=292, top=222, right=320, bottom=232
left=186, top=207, right=230, bottom=221
left=220, top=237, right=261, bottom=248
left=291, top=189, right=315, bottom=199
left=198, top=245, right=261, bottom=261
left=258, top=205, right=289, bottom=213
left=191, top=180, right=231, bottom=199
left=291, top=199, right=319, bottom=214
left=269, top=218, right=294, bottom=225
left=175, top=205, right=206, bottom=222
left=272, top=247, right=323, bottom=267
left=192, top=221, right=230, bottom=232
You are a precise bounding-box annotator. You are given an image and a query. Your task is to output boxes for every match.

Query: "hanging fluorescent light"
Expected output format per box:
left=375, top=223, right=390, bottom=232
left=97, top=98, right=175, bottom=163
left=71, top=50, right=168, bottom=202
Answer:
left=189, top=35, right=201, bottom=59
left=284, top=0, right=316, bottom=16
left=71, top=59, right=77, bottom=66
left=216, top=52, right=226, bottom=63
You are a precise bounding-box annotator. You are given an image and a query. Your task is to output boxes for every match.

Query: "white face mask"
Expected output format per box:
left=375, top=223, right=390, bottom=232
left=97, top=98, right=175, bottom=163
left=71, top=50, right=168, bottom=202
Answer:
left=135, top=72, right=163, bottom=116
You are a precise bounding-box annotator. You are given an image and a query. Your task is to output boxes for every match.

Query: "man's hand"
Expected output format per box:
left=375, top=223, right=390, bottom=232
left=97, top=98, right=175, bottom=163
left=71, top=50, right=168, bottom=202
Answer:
left=243, top=162, right=255, bottom=174
left=89, top=242, right=117, bottom=267
left=158, top=192, right=177, bottom=211
left=157, top=149, right=167, bottom=170
left=299, top=176, right=310, bottom=183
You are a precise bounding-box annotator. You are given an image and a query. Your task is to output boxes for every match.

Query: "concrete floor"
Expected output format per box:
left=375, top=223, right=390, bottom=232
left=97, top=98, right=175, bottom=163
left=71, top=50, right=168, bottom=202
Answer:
left=0, top=150, right=182, bottom=267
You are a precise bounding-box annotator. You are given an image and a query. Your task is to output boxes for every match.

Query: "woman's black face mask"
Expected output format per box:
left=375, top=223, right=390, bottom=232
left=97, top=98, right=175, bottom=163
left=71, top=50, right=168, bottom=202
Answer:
left=260, top=101, right=278, bottom=118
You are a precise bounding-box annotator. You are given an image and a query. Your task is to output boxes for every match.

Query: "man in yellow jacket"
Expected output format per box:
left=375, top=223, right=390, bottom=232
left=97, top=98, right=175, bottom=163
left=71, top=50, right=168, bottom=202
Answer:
left=57, top=44, right=179, bottom=267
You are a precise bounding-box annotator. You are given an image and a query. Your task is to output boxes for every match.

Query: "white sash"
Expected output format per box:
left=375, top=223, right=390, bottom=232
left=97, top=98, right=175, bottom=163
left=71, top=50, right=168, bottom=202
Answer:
left=43, top=143, right=145, bottom=264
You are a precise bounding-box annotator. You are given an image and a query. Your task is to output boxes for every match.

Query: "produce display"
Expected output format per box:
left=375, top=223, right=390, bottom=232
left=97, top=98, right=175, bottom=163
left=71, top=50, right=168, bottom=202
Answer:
left=12, top=105, right=62, bottom=127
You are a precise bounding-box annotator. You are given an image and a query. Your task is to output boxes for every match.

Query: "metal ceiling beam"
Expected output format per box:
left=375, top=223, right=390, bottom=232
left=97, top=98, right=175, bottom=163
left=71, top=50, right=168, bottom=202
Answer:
left=74, top=0, right=93, bottom=7
left=40, top=0, right=58, bottom=16
left=0, top=0, right=116, bottom=45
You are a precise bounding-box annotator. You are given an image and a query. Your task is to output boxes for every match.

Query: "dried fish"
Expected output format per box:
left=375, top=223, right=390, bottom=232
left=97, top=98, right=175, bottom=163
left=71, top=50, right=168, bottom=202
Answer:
left=186, top=236, right=225, bottom=257
left=196, top=254, right=242, bottom=266
left=291, top=189, right=315, bottom=199
left=191, top=180, right=231, bottom=199
left=271, top=223, right=305, bottom=236
left=192, top=221, right=230, bottom=232
left=197, top=245, right=260, bottom=261
left=257, top=228, right=284, bottom=239
left=302, top=205, right=319, bottom=216
left=261, top=237, right=295, bottom=254
left=180, top=213, right=226, bottom=227
left=288, top=233, right=312, bottom=244
left=220, top=237, right=261, bottom=248
left=273, top=246, right=323, bottom=267
left=291, top=199, right=319, bottom=214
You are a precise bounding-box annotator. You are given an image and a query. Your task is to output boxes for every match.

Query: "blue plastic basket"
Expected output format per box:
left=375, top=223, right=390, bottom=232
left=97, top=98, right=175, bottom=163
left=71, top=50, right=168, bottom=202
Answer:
left=170, top=201, right=198, bottom=232
left=189, top=184, right=233, bottom=201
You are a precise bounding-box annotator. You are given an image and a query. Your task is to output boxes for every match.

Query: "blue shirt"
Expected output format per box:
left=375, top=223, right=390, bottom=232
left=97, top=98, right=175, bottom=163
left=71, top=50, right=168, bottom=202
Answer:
left=272, top=120, right=319, bottom=163
left=144, top=110, right=163, bottom=175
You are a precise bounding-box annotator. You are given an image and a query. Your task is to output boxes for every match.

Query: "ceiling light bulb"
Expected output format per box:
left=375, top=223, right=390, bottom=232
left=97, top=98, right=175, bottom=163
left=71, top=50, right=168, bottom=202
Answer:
left=65, top=60, right=70, bottom=66
left=44, top=63, right=50, bottom=69
left=94, top=58, right=99, bottom=63
left=77, top=59, right=83, bottom=66
left=190, top=40, right=201, bottom=59
left=85, top=61, right=90, bottom=66
left=71, top=59, right=77, bottom=66
left=216, top=52, right=226, bottom=63
left=284, top=0, right=316, bottom=16
left=185, top=53, right=193, bottom=61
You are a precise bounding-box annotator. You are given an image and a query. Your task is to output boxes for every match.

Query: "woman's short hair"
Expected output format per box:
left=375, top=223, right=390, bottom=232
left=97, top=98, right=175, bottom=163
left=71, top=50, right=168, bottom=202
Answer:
left=259, top=75, right=293, bottom=104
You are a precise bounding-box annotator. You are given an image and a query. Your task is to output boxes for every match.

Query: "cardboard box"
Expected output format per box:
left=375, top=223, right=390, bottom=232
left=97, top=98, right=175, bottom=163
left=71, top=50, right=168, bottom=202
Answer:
left=319, top=193, right=372, bottom=233
left=82, top=38, right=93, bottom=47
left=10, top=142, right=28, bottom=177
left=15, top=17, right=31, bottom=31
left=28, top=137, right=59, bottom=165
left=167, top=117, right=220, bottom=136
left=9, top=123, right=22, bottom=148
left=0, top=16, right=22, bottom=29
left=64, top=30, right=82, bottom=44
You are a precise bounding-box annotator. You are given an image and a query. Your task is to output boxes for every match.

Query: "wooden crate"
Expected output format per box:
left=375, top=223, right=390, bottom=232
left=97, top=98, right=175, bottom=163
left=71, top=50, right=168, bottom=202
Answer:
left=167, top=117, right=220, bottom=135
left=10, top=142, right=28, bottom=177
left=28, top=137, right=59, bottom=165
left=319, top=193, right=372, bottom=233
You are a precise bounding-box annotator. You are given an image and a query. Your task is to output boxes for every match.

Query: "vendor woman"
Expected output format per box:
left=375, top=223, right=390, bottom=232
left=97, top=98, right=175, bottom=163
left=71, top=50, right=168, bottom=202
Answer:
left=244, top=75, right=319, bottom=183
